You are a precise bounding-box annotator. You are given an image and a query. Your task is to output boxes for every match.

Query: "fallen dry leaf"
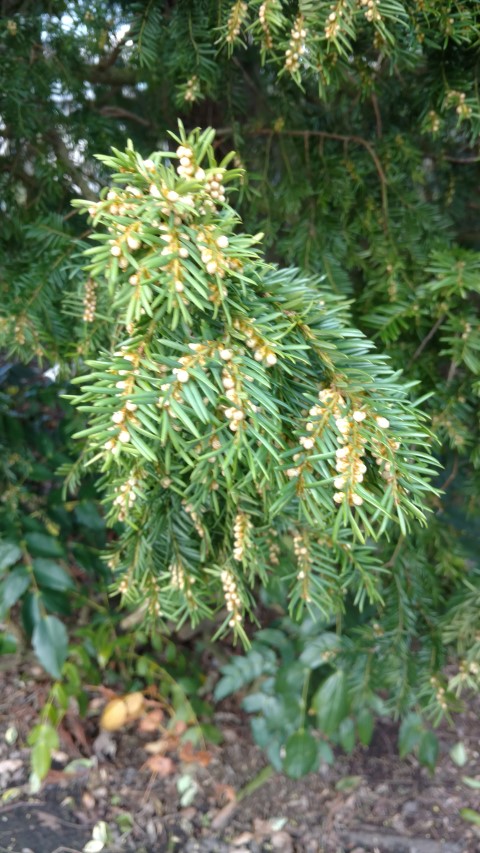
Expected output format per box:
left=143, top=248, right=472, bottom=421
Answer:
left=214, top=782, right=237, bottom=804
left=178, top=741, right=212, bottom=767
left=270, top=831, right=293, bottom=852
left=57, top=723, right=84, bottom=756
left=65, top=715, right=91, bottom=750
left=253, top=817, right=281, bottom=840
left=144, top=737, right=172, bottom=755
left=100, top=691, right=145, bottom=731
left=36, top=809, right=63, bottom=831
left=138, top=708, right=164, bottom=732
left=211, top=801, right=238, bottom=831
left=122, top=691, right=144, bottom=718
left=232, top=832, right=254, bottom=846
left=82, top=790, right=96, bottom=811
left=100, top=697, right=128, bottom=731
left=144, top=755, right=175, bottom=776
left=44, top=768, right=73, bottom=786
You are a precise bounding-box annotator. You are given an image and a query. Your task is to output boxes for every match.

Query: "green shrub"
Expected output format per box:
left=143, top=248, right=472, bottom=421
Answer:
left=214, top=614, right=442, bottom=777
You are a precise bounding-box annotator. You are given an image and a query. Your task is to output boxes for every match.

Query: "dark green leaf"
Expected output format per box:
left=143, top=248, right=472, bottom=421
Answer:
left=214, top=649, right=274, bottom=700
left=357, top=708, right=374, bottom=746
left=283, top=731, right=319, bottom=779
left=33, top=559, right=74, bottom=591
left=0, top=541, right=22, bottom=571
left=32, top=615, right=68, bottom=679
left=0, top=566, right=30, bottom=615
left=28, top=723, right=59, bottom=781
left=198, top=724, right=223, bottom=745
left=398, top=712, right=423, bottom=759
left=265, top=738, right=284, bottom=772
left=313, top=670, right=349, bottom=736
left=255, top=628, right=295, bottom=659
left=418, top=731, right=439, bottom=772
left=74, top=501, right=105, bottom=531
left=338, top=717, right=356, bottom=753
left=270, top=695, right=303, bottom=729
left=250, top=716, right=271, bottom=749
left=21, top=592, right=41, bottom=636
left=317, top=740, right=334, bottom=765
left=274, top=661, right=307, bottom=695
left=299, top=633, right=340, bottom=669
left=0, top=632, right=18, bottom=654
left=40, top=588, right=72, bottom=615
left=25, top=533, right=64, bottom=558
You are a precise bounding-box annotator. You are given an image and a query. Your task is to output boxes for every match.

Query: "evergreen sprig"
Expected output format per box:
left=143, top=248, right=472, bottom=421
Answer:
left=70, top=126, right=439, bottom=639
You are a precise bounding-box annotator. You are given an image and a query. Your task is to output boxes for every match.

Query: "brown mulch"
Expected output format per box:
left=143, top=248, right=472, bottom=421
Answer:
left=0, top=658, right=478, bottom=853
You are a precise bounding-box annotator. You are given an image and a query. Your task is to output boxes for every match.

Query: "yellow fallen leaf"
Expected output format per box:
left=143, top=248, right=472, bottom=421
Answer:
left=100, top=698, right=128, bottom=732
left=122, top=691, right=145, bottom=719
left=99, top=691, right=145, bottom=731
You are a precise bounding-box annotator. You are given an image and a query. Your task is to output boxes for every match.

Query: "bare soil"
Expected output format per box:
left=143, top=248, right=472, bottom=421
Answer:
left=1, top=658, right=479, bottom=853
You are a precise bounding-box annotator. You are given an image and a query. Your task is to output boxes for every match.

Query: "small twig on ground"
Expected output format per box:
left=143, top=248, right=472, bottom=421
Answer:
left=51, top=847, right=84, bottom=853
left=211, top=764, right=275, bottom=831
left=236, top=764, right=274, bottom=802
left=340, top=828, right=462, bottom=853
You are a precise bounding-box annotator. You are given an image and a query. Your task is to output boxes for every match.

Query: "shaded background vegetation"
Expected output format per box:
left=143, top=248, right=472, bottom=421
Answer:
left=1, top=0, right=480, bottom=780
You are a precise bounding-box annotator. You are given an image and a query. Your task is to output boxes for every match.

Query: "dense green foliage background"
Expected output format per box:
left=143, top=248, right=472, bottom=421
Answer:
left=1, top=0, right=480, bottom=779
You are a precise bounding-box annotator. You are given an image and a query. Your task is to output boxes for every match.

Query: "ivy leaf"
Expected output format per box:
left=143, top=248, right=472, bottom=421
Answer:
left=0, top=541, right=22, bottom=570
left=312, top=670, right=349, bottom=736
left=283, top=731, right=319, bottom=779
left=32, top=615, right=68, bottom=678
